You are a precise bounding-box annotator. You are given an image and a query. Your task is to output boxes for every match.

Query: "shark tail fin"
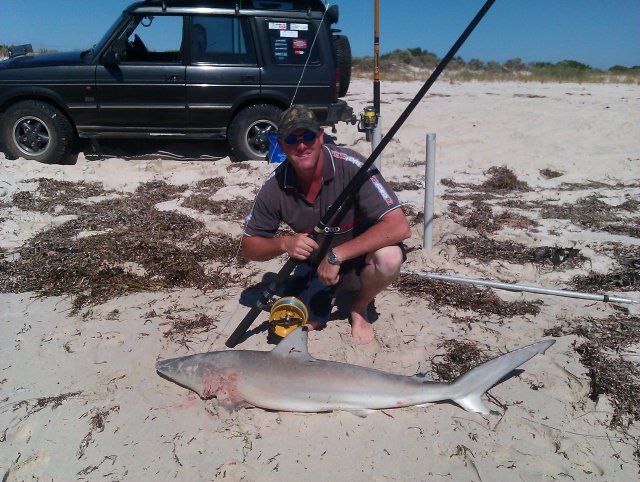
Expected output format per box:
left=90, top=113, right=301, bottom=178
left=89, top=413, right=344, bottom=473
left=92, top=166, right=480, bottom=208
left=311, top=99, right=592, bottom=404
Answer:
left=449, top=340, right=555, bottom=414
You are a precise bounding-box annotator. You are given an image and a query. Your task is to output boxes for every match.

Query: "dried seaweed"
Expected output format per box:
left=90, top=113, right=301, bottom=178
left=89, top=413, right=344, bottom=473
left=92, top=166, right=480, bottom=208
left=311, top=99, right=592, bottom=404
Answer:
left=448, top=236, right=529, bottom=264
left=545, top=314, right=640, bottom=428
left=11, top=178, right=109, bottom=214
left=539, top=168, right=564, bottom=179
left=182, top=195, right=253, bottom=220
left=163, top=313, right=219, bottom=348
left=78, top=406, right=119, bottom=459
left=401, top=204, right=424, bottom=227
left=389, top=180, right=422, bottom=191
left=395, top=274, right=542, bottom=317
left=572, top=269, right=639, bottom=292
left=194, top=177, right=226, bottom=191
left=12, top=391, right=83, bottom=416
left=570, top=244, right=639, bottom=292
left=540, top=195, right=639, bottom=238
left=557, top=180, right=640, bottom=191
left=447, top=236, right=589, bottom=271
left=0, top=180, right=244, bottom=312
left=576, top=344, right=640, bottom=428
left=441, top=192, right=497, bottom=202
left=440, top=165, right=529, bottom=193
left=481, top=166, right=530, bottom=192
left=430, top=339, right=489, bottom=381
left=134, top=180, right=188, bottom=204
left=448, top=201, right=538, bottom=234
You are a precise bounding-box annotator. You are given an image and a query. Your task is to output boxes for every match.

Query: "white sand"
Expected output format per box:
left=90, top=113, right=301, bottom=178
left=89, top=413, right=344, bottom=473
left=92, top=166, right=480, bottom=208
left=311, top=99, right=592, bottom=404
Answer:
left=1, top=79, right=639, bottom=481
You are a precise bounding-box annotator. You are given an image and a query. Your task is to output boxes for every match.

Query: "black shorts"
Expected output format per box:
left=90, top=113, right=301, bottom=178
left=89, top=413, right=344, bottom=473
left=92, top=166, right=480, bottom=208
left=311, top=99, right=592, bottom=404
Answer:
left=282, top=244, right=406, bottom=325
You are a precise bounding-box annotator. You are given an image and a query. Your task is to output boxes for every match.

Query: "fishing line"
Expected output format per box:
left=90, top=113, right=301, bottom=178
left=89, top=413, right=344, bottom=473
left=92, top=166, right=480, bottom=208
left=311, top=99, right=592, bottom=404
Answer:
left=289, top=2, right=330, bottom=106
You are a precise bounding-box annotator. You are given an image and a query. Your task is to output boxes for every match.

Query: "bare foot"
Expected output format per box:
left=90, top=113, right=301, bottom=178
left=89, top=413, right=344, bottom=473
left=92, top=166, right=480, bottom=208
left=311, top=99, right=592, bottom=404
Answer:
left=349, top=309, right=375, bottom=344
left=304, top=320, right=323, bottom=331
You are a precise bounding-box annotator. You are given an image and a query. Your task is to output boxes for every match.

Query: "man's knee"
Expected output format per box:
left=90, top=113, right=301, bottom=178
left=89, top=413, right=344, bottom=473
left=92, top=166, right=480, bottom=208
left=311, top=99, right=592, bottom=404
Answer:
left=366, top=245, right=404, bottom=277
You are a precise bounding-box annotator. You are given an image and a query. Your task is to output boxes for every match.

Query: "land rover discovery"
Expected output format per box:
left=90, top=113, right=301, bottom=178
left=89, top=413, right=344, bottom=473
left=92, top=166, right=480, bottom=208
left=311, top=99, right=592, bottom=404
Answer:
left=0, top=0, right=354, bottom=163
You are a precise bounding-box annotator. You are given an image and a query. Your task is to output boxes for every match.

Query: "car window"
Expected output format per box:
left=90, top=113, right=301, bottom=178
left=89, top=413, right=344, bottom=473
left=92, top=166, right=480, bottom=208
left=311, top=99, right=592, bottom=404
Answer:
left=117, top=15, right=183, bottom=63
left=190, top=16, right=256, bottom=65
left=266, top=20, right=320, bottom=65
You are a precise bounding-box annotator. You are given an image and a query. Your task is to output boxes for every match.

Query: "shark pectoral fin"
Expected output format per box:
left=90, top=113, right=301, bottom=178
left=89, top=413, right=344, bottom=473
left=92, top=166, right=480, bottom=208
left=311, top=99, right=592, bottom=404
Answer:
left=346, top=408, right=375, bottom=418
left=453, top=394, right=492, bottom=415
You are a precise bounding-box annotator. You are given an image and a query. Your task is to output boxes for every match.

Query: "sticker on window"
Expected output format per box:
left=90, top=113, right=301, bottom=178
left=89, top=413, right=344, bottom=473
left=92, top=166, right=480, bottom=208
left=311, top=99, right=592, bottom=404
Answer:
left=280, top=30, right=298, bottom=38
left=269, top=22, right=287, bottom=30
left=290, top=23, right=309, bottom=31
left=292, top=39, right=308, bottom=49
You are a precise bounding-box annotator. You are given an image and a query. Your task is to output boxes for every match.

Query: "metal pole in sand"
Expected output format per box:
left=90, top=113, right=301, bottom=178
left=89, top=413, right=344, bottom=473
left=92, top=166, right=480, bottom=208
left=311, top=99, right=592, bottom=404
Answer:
left=401, top=269, right=639, bottom=304
left=423, top=133, right=436, bottom=251
left=372, top=0, right=382, bottom=170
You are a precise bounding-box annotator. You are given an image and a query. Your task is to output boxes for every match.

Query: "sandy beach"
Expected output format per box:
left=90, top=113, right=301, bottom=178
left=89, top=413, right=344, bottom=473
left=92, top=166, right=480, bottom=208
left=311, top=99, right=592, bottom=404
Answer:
left=1, top=78, right=639, bottom=481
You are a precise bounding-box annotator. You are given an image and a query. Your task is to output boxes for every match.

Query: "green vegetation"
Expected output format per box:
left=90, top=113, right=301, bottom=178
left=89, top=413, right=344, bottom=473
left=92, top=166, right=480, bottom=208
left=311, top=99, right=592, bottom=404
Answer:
left=354, top=49, right=640, bottom=83
left=0, top=43, right=58, bottom=58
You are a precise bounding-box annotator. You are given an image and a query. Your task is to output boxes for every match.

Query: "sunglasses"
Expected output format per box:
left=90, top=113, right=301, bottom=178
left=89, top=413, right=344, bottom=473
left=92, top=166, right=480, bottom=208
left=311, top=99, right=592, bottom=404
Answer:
left=283, top=130, right=317, bottom=145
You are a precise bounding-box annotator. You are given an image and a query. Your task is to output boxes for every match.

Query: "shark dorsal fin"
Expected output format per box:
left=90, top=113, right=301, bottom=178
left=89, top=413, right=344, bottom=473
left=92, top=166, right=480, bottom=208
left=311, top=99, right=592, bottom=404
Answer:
left=271, top=327, right=314, bottom=361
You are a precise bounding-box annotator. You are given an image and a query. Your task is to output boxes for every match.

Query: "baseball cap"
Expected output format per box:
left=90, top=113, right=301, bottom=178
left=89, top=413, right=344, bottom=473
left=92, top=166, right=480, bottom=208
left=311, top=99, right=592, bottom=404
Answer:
left=278, top=105, right=320, bottom=139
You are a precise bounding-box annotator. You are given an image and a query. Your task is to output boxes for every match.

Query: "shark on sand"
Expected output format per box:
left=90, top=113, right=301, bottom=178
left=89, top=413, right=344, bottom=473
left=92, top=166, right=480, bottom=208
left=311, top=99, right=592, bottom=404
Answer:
left=156, top=327, right=554, bottom=416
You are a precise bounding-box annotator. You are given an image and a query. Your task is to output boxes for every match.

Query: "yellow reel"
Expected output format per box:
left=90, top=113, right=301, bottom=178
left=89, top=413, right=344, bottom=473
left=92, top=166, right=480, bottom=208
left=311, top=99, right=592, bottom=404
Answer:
left=268, top=296, right=308, bottom=340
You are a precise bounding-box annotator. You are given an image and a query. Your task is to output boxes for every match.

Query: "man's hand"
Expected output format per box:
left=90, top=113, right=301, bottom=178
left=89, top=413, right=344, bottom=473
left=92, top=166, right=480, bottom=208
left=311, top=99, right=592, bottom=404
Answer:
left=317, top=258, right=340, bottom=286
left=282, top=234, right=319, bottom=260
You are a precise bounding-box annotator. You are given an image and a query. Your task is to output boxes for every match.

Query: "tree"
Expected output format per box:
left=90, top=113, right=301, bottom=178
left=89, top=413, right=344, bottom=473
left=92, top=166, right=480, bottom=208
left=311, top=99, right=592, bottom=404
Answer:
left=467, top=58, right=485, bottom=71
left=504, top=57, right=525, bottom=72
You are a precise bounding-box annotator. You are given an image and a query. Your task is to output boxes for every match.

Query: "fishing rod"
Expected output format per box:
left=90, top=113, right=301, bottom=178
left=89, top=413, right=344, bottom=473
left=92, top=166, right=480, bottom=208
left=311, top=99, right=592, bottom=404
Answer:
left=402, top=269, right=639, bottom=304
left=225, top=0, right=497, bottom=348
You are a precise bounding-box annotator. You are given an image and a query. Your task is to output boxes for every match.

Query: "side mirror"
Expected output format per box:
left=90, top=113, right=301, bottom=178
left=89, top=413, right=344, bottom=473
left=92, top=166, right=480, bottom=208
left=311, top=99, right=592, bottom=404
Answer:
left=102, top=50, right=121, bottom=66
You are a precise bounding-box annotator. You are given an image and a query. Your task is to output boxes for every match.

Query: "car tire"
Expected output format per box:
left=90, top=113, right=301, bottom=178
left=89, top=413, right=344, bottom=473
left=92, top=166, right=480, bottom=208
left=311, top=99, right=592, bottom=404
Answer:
left=333, top=35, right=352, bottom=98
left=227, top=104, right=282, bottom=161
left=1, top=100, right=75, bottom=164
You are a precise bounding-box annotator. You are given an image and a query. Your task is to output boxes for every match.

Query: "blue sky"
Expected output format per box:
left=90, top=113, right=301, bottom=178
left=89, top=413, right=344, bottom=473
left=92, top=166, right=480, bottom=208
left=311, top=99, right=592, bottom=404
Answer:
left=1, top=1, right=638, bottom=69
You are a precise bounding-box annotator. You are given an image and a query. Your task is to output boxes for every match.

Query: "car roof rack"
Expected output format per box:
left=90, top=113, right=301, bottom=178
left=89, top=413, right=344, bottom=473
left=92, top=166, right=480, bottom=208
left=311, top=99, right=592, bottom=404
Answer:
left=139, top=0, right=327, bottom=12
left=134, top=0, right=338, bottom=22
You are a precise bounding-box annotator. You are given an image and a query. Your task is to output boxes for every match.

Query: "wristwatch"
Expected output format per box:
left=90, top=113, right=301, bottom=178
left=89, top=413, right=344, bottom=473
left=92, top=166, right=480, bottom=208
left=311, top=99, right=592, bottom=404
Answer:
left=327, top=249, right=341, bottom=266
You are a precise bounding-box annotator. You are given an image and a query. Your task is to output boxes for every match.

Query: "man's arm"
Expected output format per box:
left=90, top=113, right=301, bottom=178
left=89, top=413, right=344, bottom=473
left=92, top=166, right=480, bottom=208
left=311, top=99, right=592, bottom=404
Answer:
left=241, top=233, right=319, bottom=262
left=315, top=207, right=410, bottom=285
left=330, top=207, right=410, bottom=263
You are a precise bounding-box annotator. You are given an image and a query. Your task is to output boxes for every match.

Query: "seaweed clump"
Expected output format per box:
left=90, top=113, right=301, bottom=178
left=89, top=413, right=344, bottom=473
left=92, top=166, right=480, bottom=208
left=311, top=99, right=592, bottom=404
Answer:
left=572, top=244, right=639, bottom=292
left=541, top=195, right=639, bottom=238
left=394, top=273, right=542, bottom=317
left=440, top=165, right=530, bottom=193
left=430, top=339, right=489, bottom=381
left=163, top=313, right=219, bottom=348
left=448, top=201, right=538, bottom=234
left=545, top=314, right=640, bottom=429
left=0, top=179, right=243, bottom=312
left=481, top=166, right=530, bottom=192
left=447, top=236, right=587, bottom=269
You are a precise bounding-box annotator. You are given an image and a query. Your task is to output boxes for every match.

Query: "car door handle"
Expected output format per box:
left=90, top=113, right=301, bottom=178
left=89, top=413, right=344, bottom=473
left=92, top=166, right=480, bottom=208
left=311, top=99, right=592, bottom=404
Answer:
left=165, top=74, right=181, bottom=82
left=241, top=75, right=256, bottom=83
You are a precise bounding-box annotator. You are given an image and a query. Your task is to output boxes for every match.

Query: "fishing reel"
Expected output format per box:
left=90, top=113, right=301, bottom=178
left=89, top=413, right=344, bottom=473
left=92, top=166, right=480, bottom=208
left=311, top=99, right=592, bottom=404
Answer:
left=357, top=106, right=378, bottom=139
left=267, top=296, right=308, bottom=344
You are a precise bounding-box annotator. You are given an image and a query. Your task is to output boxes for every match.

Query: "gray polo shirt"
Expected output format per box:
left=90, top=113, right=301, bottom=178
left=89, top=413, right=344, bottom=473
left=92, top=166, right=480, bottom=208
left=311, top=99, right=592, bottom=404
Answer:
left=244, top=145, right=401, bottom=264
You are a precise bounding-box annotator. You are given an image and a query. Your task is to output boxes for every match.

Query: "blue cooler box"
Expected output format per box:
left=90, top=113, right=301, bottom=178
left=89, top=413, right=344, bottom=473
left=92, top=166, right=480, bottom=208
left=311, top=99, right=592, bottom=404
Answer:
left=267, top=133, right=287, bottom=163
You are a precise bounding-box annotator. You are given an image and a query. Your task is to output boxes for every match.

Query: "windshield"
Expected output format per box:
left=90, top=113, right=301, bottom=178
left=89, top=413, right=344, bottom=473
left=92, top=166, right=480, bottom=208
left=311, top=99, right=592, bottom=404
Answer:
left=93, top=12, right=131, bottom=55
